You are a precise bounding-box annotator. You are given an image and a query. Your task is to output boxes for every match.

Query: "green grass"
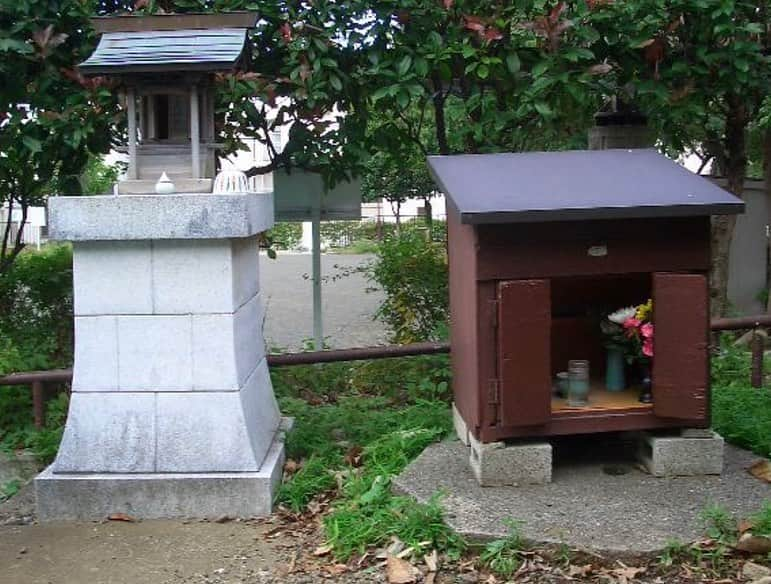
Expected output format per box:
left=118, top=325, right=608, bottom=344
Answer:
left=271, top=357, right=462, bottom=560
left=751, top=501, right=771, bottom=537
left=479, top=521, right=527, bottom=578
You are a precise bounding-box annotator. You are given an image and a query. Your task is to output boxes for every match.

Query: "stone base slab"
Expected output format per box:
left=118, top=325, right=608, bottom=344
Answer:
left=637, top=430, right=724, bottom=477
left=468, top=432, right=552, bottom=486
left=36, top=418, right=291, bottom=521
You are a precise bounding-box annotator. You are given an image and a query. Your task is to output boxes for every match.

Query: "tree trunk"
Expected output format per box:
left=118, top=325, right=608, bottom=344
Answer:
left=423, top=197, right=433, bottom=236
left=432, top=76, right=450, bottom=155
left=764, top=127, right=771, bottom=313
left=710, top=96, right=747, bottom=317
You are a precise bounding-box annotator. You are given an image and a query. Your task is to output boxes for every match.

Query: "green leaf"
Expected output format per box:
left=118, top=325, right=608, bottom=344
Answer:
left=396, top=89, right=410, bottom=110
left=267, top=248, right=277, bottom=260
left=477, top=63, right=489, bottom=79
left=532, top=60, right=549, bottom=77
left=397, top=55, right=412, bottom=76
left=22, top=136, right=42, bottom=154
left=533, top=102, right=553, bottom=117
left=329, top=74, right=342, bottom=91
left=505, top=53, right=521, bottom=73
left=413, top=57, right=429, bottom=77
left=371, top=86, right=391, bottom=102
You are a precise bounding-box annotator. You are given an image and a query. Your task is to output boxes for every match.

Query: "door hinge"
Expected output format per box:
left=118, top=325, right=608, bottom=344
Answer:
left=488, top=378, right=500, bottom=405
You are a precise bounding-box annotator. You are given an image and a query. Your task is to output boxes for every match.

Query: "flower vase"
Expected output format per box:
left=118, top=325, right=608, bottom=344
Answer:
left=605, top=347, right=626, bottom=391
left=638, top=362, right=653, bottom=403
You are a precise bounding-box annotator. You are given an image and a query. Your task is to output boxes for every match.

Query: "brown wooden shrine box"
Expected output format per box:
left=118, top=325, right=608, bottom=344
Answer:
left=428, top=149, right=744, bottom=443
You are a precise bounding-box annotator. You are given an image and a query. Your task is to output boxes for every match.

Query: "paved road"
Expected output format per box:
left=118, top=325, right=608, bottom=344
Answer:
left=260, top=252, right=388, bottom=351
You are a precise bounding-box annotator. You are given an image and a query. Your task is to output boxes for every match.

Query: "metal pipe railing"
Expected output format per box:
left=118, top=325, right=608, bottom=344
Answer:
left=0, top=315, right=766, bottom=427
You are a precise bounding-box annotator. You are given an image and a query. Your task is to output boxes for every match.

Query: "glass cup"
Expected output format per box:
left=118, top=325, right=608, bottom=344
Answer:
left=567, top=359, right=590, bottom=406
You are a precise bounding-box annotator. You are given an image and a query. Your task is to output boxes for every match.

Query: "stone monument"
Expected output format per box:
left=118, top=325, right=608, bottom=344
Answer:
left=35, top=12, right=289, bottom=520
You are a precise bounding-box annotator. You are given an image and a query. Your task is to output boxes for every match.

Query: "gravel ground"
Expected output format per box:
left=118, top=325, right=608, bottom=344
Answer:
left=261, top=253, right=388, bottom=351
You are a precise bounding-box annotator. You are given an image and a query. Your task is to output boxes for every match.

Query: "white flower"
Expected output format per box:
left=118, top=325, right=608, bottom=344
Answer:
left=607, top=306, right=637, bottom=324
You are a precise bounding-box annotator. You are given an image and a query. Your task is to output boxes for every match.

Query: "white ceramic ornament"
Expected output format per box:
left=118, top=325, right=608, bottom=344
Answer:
left=155, top=172, right=175, bottom=194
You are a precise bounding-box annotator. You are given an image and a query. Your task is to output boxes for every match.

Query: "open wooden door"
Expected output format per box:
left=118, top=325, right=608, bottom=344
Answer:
left=497, top=280, right=552, bottom=427
left=652, top=272, right=709, bottom=422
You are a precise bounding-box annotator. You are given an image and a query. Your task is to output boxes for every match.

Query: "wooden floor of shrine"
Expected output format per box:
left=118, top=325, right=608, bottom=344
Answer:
left=551, top=381, right=651, bottom=413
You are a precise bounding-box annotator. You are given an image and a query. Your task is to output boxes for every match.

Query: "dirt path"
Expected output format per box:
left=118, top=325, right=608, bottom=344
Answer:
left=0, top=484, right=762, bottom=584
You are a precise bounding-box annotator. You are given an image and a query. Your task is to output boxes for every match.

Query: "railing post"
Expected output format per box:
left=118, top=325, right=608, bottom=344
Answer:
left=751, top=326, right=764, bottom=388
left=32, top=380, right=45, bottom=428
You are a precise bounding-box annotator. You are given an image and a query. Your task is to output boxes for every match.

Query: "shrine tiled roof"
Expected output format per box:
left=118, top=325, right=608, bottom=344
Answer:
left=79, top=20, right=253, bottom=75
left=428, top=149, right=744, bottom=224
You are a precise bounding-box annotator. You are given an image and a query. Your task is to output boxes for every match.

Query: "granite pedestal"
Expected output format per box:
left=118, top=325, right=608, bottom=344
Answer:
left=36, top=192, right=287, bottom=520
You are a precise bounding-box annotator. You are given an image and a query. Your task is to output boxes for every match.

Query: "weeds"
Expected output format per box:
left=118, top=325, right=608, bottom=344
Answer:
left=479, top=521, right=527, bottom=579
left=273, top=357, right=459, bottom=560
left=0, top=478, right=20, bottom=502
left=657, top=539, right=688, bottom=567
left=750, top=501, right=771, bottom=537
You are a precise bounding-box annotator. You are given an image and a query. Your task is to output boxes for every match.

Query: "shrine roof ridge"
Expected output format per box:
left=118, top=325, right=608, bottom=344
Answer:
left=428, top=149, right=745, bottom=224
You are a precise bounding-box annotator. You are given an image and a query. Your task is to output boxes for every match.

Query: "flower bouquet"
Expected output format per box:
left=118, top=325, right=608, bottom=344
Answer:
left=600, top=300, right=654, bottom=395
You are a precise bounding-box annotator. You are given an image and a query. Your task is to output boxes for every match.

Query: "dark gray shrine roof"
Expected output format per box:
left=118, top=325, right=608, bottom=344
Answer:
left=428, top=149, right=744, bottom=224
left=79, top=27, right=251, bottom=75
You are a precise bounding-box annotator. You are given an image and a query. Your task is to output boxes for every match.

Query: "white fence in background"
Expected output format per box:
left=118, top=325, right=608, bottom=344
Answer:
left=0, top=205, right=47, bottom=249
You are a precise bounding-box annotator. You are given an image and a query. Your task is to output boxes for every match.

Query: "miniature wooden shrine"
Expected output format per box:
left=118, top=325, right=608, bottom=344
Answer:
left=79, top=12, right=258, bottom=193
left=429, top=149, right=744, bottom=444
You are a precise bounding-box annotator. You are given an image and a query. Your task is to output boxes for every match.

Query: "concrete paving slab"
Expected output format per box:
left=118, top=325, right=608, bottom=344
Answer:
left=394, top=435, right=770, bottom=556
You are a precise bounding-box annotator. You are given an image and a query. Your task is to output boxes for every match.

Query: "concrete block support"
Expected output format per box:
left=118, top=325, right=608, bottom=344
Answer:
left=37, top=192, right=286, bottom=520
left=637, top=430, right=724, bottom=477
left=452, top=403, right=470, bottom=446
left=468, top=432, right=552, bottom=486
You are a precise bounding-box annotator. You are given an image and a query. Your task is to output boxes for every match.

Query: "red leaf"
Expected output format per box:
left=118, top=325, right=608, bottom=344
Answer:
left=484, top=27, right=504, bottom=41
left=462, top=15, right=486, bottom=32
left=549, top=2, right=567, bottom=24
left=442, top=0, right=454, bottom=9
left=280, top=22, right=293, bottom=42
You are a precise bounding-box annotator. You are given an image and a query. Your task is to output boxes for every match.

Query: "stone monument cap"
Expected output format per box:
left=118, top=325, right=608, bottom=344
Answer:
left=48, top=192, right=274, bottom=241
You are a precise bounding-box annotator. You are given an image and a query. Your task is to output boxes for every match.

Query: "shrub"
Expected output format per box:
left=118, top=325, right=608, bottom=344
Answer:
left=268, top=222, right=303, bottom=250
left=0, top=245, right=73, bottom=462
left=0, top=244, right=74, bottom=374
left=368, top=230, right=448, bottom=343
left=711, top=337, right=771, bottom=458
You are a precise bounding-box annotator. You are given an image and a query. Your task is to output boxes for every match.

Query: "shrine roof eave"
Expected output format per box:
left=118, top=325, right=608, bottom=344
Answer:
left=428, top=149, right=745, bottom=225
left=78, top=27, right=250, bottom=77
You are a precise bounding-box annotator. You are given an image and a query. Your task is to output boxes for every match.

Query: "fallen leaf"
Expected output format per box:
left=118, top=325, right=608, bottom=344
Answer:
left=313, top=543, right=333, bottom=556
left=568, top=563, right=593, bottom=577
left=425, top=573, right=436, bottom=584
left=424, top=549, right=439, bottom=572
left=107, top=513, right=136, bottom=523
left=322, top=563, right=348, bottom=576
left=386, top=555, right=418, bottom=584
left=739, top=519, right=753, bottom=534
left=749, top=459, right=771, bottom=483
left=611, top=564, right=646, bottom=584
left=345, top=445, right=364, bottom=467
left=284, top=459, right=301, bottom=475
left=214, top=515, right=234, bottom=524
left=736, top=533, right=771, bottom=555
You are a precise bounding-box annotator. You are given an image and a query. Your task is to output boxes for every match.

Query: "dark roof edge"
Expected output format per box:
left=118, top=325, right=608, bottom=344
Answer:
left=79, top=60, right=244, bottom=75
left=459, top=201, right=745, bottom=225
left=91, top=12, right=259, bottom=33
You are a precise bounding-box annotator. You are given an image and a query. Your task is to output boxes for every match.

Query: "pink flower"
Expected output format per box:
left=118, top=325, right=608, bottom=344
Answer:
left=623, top=317, right=641, bottom=330
left=640, top=323, right=654, bottom=339
left=643, top=338, right=654, bottom=357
